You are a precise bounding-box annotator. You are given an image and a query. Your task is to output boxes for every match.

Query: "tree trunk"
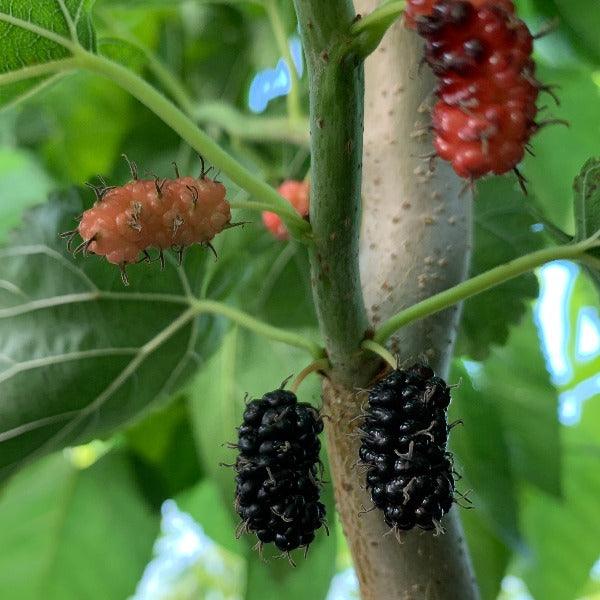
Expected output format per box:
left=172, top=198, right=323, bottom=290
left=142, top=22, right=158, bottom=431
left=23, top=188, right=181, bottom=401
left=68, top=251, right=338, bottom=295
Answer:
left=321, top=6, right=480, bottom=599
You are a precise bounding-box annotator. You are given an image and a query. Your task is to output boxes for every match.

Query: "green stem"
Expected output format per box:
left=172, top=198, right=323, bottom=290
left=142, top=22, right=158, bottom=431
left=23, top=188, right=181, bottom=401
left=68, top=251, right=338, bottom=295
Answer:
left=194, top=102, right=309, bottom=146
left=143, top=50, right=197, bottom=117
left=350, top=0, right=406, bottom=57
left=373, top=239, right=599, bottom=345
left=228, top=199, right=295, bottom=216
left=190, top=299, right=325, bottom=359
left=264, top=0, right=303, bottom=122
left=294, top=0, right=374, bottom=383
left=74, top=51, right=312, bottom=242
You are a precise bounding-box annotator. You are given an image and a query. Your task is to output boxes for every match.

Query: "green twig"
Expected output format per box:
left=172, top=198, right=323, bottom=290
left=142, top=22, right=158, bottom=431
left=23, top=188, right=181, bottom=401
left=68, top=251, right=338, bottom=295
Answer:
left=190, top=299, right=325, bottom=359
left=264, top=0, right=303, bottom=122
left=73, top=51, right=312, bottom=242
left=294, top=0, right=375, bottom=383
left=290, top=358, right=331, bottom=394
left=195, top=102, right=309, bottom=146
left=373, top=237, right=600, bottom=345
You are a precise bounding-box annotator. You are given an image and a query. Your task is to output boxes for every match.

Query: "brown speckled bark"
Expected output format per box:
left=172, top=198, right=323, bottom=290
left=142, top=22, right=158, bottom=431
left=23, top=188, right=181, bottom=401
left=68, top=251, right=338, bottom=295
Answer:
left=320, top=4, right=480, bottom=599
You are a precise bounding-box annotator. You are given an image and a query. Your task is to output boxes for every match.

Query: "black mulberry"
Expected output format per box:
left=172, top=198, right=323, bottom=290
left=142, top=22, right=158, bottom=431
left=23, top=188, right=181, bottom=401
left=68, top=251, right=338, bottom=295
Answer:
left=360, top=364, right=456, bottom=533
left=233, top=388, right=326, bottom=557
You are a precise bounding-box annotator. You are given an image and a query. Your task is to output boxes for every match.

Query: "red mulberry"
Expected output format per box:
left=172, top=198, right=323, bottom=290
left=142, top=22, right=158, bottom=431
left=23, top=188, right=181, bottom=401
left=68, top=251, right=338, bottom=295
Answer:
left=360, top=364, right=457, bottom=533
left=61, top=161, right=231, bottom=284
left=407, top=0, right=546, bottom=182
left=262, top=180, right=310, bottom=240
left=233, top=389, right=326, bottom=557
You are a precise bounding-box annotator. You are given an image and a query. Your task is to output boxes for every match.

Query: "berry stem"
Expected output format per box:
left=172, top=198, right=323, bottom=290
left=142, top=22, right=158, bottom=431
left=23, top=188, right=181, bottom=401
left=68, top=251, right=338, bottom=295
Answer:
left=373, top=238, right=599, bottom=345
left=290, top=358, right=331, bottom=394
left=189, top=299, right=325, bottom=360
left=350, top=0, right=406, bottom=57
left=293, top=0, right=376, bottom=382
left=361, top=339, right=397, bottom=370
left=74, top=51, right=313, bottom=242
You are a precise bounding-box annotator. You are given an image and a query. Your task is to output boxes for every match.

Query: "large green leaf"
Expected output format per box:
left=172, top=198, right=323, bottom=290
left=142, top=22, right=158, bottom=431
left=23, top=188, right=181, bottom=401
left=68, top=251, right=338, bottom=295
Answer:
left=450, top=362, right=520, bottom=546
left=188, top=326, right=336, bottom=600
left=481, top=315, right=562, bottom=498
left=457, top=177, right=544, bottom=360
left=0, top=451, right=158, bottom=599
left=0, top=189, right=232, bottom=477
left=0, top=0, right=95, bottom=108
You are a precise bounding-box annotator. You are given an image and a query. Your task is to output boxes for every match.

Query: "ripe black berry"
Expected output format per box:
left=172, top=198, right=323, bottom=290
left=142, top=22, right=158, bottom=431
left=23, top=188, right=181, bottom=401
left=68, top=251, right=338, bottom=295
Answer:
left=360, top=364, right=457, bottom=533
left=233, top=388, right=326, bottom=557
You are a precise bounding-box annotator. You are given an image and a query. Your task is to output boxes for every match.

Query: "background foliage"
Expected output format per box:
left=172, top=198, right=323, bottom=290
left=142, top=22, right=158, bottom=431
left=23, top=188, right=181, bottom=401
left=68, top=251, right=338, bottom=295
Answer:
left=0, top=0, right=598, bottom=599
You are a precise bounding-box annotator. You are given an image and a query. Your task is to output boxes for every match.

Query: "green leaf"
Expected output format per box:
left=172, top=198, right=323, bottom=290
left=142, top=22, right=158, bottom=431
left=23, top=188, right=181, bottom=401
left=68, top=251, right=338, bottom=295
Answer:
left=572, top=157, right=600, bottom=293
left=188, top=326, right=336, bottom=600
left=0, top=189, right=227, bottom=476
left=549, top=0, right=600, bottom=65
left=522, top=65, right=600, bottom=232
left=177, top=478, right=241, bottom=556
left=98, top=36, right=148, bottom=72
left=574, top=157, right=600, bottom=243
left=0, top=0, right=96, bottom=109
left=457, top=177, right=544, bottom=360
left=0, top=148, right=53, bottom=242
left=125, top=397, right=203, bottom=507
left=450, top=362, right=520, bottom=545
left=26, top=71, right=133, bottom=182
left=480, top=314, right=562, bottom=498
left=0, top=451, right=158, bottom=600
left=519, top=448, right=600, bottom=600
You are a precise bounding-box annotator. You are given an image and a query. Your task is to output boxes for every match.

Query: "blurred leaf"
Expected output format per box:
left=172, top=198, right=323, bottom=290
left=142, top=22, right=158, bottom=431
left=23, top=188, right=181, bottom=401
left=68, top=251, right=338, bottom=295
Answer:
left=0, top=148, right=53, bottom=241
left=572, top=157, right=600, bottom=294
left=98, top=36, right=148, bottom=71
left=177, top=478, right=241, bottom=556
left=0, top=451, right=158, bottom=599
left=188, top=326, right=335, bottom=600
left=30, top=71, right=133, bottom=183
left=0, top=189, right=228, bottom=476
left=523, top=65, right=600, bottom=232
left=0, top=0, right=95, bottom=109
left=125, top=397, right=203, bottom=507
left=481, top=314, right=562, bottom=498
left=548, top=0, right=600, bottom=66
left=519, top=447, right=600, bottom=600
left=461, top=508, right=512, bottom=600
left=457, top=177, right=544, bottom=360
left=450, top=362, right=520, bottom=545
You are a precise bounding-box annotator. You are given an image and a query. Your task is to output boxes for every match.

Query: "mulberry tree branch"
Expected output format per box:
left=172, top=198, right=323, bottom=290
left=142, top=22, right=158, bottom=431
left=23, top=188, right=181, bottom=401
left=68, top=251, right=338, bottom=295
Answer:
left=293, top=0, right=377, bottom=384
left=311, top=1, right=481, bottom=597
